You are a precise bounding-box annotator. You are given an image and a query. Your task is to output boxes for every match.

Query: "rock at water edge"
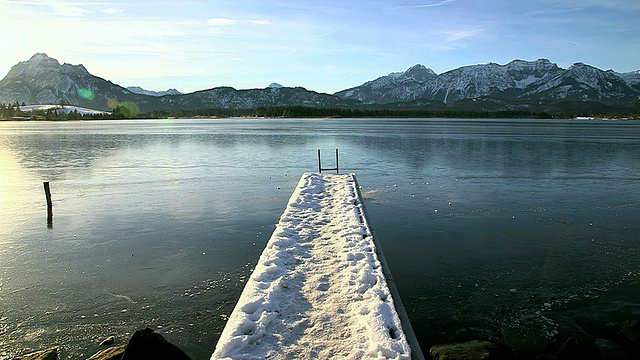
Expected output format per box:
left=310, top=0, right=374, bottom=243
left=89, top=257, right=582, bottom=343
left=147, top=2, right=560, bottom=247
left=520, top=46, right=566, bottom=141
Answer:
left=13, top=347, right=58, bottom=360
left=121, top=328, right=192, bottom=360
left=88, top=345, right=126, bottom=360
left=99, top=335, right=116, bottom=346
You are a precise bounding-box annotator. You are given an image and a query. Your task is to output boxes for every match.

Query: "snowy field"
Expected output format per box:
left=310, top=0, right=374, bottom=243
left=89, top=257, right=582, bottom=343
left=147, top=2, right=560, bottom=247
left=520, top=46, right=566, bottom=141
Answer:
left=212, top=172, right=411, bottom=359
left=19, top=104, right=110, bottom=115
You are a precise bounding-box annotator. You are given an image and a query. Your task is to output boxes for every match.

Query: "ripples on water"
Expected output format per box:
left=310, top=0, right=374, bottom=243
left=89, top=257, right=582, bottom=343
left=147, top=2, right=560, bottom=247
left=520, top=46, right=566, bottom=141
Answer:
left=1, top=118, right=639, bottom=359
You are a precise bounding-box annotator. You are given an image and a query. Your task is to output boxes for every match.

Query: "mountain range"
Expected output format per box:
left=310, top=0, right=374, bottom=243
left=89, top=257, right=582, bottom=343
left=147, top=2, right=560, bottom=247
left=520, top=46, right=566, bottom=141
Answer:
left=1, top=53, right=638, bottom=114
left=126, top=86, right=182, bottom=97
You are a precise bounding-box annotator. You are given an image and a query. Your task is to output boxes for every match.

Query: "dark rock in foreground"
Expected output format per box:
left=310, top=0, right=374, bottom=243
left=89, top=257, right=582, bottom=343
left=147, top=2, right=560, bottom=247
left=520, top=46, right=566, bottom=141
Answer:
left=536, top=334, right=602, bottom=360
left=609, top=319, right=640, bottom=351
left=120, top=328, right=192, bottom=360
left=14, top=328, right=192, bottom=360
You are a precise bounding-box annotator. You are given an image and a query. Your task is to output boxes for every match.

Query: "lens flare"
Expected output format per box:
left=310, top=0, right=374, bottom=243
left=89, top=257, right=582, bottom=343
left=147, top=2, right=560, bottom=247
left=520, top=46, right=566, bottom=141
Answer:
left=77, top=88, right=96, bottom=100
left=120, top=101, right=140, bottom=117
left=107, top=99, right=119, bottom=109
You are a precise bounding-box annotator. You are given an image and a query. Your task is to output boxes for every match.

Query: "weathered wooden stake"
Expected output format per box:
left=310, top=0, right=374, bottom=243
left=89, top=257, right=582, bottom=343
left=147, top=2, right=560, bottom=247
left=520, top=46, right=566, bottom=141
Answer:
left=44, top=182, right=52, bottom=208
left=44, top=181, right=53, bottom=228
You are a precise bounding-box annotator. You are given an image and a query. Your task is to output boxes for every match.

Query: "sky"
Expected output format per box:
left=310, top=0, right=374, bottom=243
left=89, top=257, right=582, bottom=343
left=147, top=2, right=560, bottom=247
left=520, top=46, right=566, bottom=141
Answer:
left=1, top=0, right=639, bottom=94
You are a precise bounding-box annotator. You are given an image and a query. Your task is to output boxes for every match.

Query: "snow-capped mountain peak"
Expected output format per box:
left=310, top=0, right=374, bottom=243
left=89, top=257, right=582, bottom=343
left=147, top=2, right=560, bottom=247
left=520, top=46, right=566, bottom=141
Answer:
left=400, top=64, right=436, bottom=82
left=617, top=70, right=640, bottom=92
left=333, top=64, right=437, bottom=103
left=126, top=86, right=182, bottom=97
left=336, top=59, right=638, bottom=106
left=6, top=53, right=60, bottom=79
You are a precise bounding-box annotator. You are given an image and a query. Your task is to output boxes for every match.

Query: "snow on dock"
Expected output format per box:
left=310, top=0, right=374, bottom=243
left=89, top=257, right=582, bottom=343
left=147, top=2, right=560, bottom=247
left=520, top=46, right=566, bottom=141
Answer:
left=212, top=172, right=412, bottom=359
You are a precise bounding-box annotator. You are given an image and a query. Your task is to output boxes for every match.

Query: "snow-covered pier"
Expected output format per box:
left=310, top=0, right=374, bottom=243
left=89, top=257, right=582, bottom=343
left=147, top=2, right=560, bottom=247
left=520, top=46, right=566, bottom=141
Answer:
left=212, top=172, right=422, bottom=359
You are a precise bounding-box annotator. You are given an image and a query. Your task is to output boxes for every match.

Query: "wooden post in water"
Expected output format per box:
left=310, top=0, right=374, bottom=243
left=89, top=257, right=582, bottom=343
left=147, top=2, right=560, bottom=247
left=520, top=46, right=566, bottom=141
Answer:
left=318, top=149, right=322, bottom=173
left=44, top=182, right=52, bottom=208
left=44, top=181, right=53, bottom=228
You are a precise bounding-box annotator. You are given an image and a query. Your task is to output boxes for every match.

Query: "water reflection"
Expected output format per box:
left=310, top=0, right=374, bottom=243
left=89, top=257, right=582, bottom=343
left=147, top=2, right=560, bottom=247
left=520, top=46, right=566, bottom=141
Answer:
left=0, top=144, right=46, bottom=236
left=351, top=121, right=640, bottom=181
left=2, top=125, right=318, bottom=184
left=6, top=119, right=636, bottom=184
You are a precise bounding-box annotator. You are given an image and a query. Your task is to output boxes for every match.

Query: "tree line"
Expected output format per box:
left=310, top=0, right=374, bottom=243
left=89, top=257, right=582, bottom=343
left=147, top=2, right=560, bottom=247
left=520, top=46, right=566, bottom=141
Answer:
left=2, top=102, right=639, bottom=120
left=145, top=106, right=640, bottom=120
left=0, top=103, right=139, bottom=120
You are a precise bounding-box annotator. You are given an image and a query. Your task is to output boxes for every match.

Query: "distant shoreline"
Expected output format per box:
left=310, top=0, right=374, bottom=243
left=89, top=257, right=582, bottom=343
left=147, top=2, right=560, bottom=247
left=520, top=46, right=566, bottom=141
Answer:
left=2, top=116, right=639, bottom=122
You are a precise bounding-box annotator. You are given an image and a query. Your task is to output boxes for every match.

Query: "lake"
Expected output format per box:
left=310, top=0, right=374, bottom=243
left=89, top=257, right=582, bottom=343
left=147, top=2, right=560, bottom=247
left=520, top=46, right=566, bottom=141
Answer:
left=1, top=118, right=639, bottom=359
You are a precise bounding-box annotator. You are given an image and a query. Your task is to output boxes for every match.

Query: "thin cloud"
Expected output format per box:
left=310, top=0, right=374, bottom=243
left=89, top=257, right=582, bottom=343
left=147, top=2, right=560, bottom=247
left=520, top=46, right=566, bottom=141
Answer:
left=342, top=64, right=374, bottom=82
left=206, top=18, right=272, bottom=26
left=101, top=7, right=123, bottom=14
left=38, top=0, right=91, bottom=16
left=238, top=65, right=262, bottom=76
left=6, top=0, right=124, bottom=16
left=559, top=0, right=640, bottom=11
left=525, top=0, right=640, bottom=20
left=414, top=26, right=487, bottom=52
left=207, top=17, right=237, bottom=26
left=285, top=24, right=348, bottom=57
left=441, top=27, right=485, bottom=43
left=248, top=19, right=273, bottom=25
left=391, top=0, right=455, bottom=10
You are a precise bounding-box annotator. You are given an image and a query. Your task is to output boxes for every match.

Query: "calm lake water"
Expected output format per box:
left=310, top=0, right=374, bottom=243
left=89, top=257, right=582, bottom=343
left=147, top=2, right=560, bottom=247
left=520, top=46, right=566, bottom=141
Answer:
left=1, top=118, right=639, bottom=359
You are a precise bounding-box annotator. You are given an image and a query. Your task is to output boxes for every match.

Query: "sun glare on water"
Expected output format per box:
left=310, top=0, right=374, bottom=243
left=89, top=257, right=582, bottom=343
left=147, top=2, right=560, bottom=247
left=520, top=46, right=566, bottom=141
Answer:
left=0, top=147, right=37, bottom=235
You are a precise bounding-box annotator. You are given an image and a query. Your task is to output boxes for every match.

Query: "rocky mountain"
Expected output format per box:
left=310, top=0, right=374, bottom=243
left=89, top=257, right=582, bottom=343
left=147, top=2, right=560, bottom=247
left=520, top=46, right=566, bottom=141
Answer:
left=616, top=70, right=640, bottom=92
left=0, top=53, right=155, bottom=110
left=156, top=86, right=351, bottom=110
left=1, top=53, right=638, bottom=114
left=520, top=62, right=637, bottom=104
left=334, top=65, right=437, bottom=104
left=126, top=86, right=182, bottom=97
left=0, top=54, right=352, bottom=112
left=335, top=59, right=640, bottom=107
